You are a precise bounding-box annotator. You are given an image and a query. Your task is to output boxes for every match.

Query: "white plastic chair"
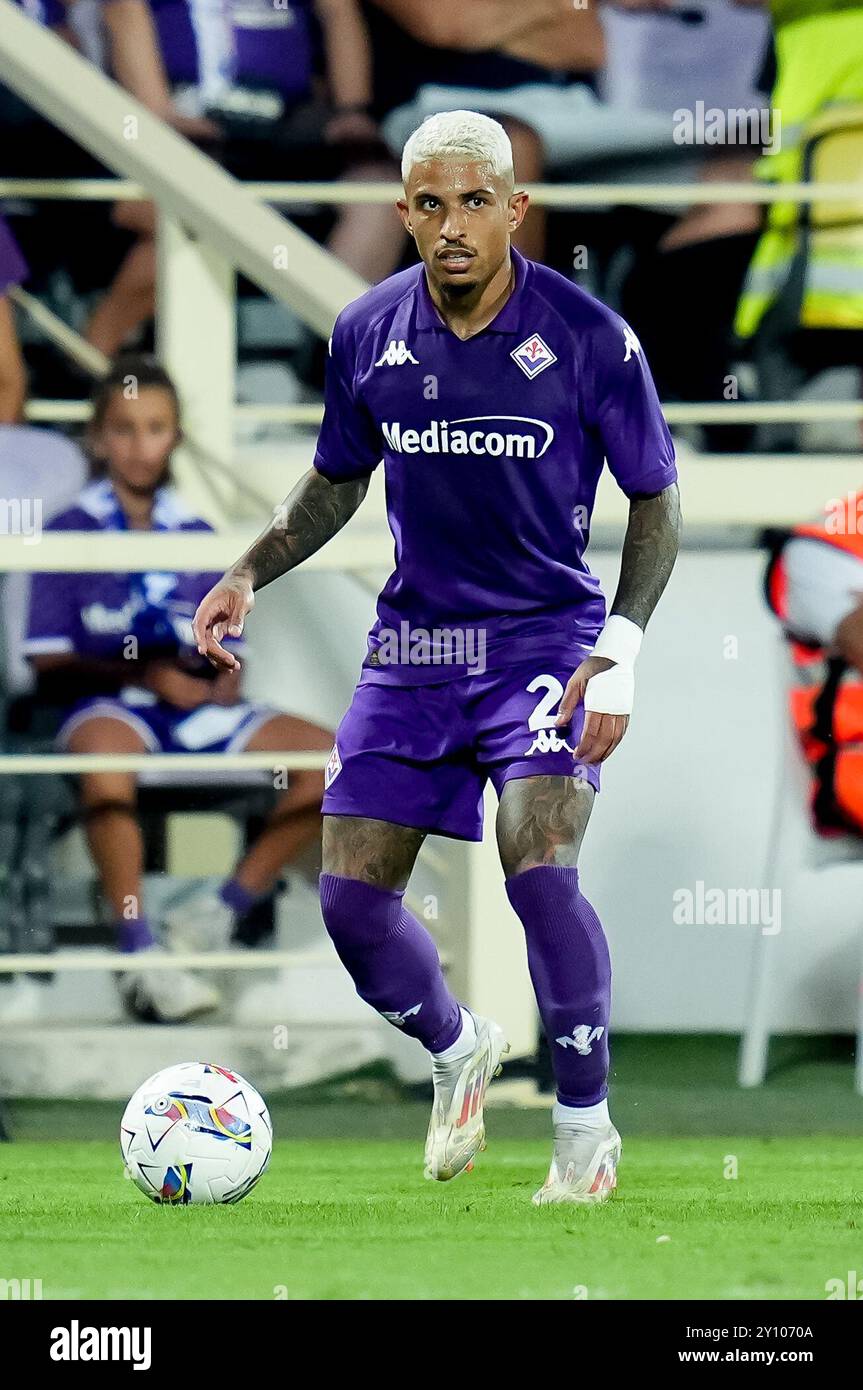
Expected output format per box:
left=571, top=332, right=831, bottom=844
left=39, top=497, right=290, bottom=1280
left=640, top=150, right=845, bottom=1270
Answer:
left=738, top=628, right=863, bottom=1091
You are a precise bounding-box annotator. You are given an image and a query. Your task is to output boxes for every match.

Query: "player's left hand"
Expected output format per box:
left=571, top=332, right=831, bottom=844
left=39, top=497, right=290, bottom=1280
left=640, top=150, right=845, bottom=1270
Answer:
left=556, top=656, right=631, bottom=765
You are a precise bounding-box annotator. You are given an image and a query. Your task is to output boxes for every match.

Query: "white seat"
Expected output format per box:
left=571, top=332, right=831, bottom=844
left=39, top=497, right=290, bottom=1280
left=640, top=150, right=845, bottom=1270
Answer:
left=0, top=425, right=88, bottom=697
left=738, top=628, right=863, bottom=1092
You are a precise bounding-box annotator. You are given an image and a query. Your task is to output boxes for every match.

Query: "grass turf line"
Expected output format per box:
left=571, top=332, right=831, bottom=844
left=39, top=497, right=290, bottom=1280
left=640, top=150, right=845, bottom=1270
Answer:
left=1, top=1137, right=860, bottom=1300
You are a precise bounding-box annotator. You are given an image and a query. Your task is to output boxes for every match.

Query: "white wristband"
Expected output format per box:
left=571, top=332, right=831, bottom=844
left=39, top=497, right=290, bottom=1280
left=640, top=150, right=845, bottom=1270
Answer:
left=592, top=615, right=643, bottom=668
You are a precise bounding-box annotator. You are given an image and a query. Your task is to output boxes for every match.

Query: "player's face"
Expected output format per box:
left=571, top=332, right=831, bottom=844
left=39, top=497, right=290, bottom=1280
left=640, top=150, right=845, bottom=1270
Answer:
left=93, top=387, right=179, bottom=495
left=398, top=158, right=527, bottom=301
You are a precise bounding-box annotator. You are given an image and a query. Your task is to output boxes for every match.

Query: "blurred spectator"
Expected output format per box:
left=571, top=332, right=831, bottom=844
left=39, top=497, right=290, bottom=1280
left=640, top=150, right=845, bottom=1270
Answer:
left=766, top=489, right=863, bottom=836
left=0, top=1, right=106, bottom=173
left=22, top=356, right=332, bottom=1023
left=734, top=0, right=863, bottom=348
left=80, top=0, right=404, bottom=355
left=0, top=0, right=183, bottom=389
left=368, top=0, right=676, bottom=260
left=609, top=0, right=773, bottom=448
left=0, top=215, right=28, bottom=422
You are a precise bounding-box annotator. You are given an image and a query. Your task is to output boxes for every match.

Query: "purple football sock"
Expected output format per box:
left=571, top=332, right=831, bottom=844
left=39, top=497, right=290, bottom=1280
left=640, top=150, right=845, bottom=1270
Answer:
left=505, top=865, right=610, bottom=1107
left=319, top=873, right=462, bottom=1052
left=118, top=916, right=157, bottom=954
left=220, top=877, right=258, bottom=917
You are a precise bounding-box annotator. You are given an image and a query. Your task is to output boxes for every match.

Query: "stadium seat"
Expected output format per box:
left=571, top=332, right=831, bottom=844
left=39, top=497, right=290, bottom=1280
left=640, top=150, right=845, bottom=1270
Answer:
left=0, top=426, right=88, bottom=956
left=738, top=629, right=863, bottom=1093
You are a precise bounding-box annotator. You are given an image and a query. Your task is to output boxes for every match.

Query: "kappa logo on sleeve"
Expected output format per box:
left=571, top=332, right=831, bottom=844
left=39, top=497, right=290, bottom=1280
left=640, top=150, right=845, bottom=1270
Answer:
left=622, top=325, right=642, bottom=362
left=510, top=333, right=557, bottom=379
left=374, top=339, right=419, bottom=367
left=324, top=745, right=342, bottom=788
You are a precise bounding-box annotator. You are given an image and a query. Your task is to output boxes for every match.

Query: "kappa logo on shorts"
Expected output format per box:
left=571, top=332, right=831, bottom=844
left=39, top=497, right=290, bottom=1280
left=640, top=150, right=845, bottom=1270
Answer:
left=324, top=744, right=342, bottom=789
left=511, top=333, right=557, bottom=380
left=525, top=728, right=575, bottom=757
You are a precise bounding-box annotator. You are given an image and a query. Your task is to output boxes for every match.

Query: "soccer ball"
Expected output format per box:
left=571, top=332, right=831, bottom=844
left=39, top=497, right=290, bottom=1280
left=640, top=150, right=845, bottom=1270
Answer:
left=120, top=1061, right=272, bottom=1205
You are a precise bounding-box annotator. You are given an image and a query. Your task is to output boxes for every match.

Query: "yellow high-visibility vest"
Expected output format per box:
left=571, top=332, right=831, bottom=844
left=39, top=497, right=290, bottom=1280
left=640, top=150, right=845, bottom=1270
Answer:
left=735, top=2, right=863, bottom=339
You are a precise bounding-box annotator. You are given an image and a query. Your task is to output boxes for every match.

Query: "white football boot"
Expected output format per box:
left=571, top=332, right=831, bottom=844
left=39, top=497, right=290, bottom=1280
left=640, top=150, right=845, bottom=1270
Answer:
left=424, top=1012, right=509, bottom=1182
left=532, top=1120, right=621, bottom=1206
left=163, top=889, right=235, bottom=954
left=118, top=952, right=221, bottom=1023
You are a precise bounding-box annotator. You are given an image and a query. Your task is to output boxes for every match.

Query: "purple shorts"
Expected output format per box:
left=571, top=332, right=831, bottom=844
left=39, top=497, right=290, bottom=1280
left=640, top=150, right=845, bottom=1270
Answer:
left=322, top=658, right=601, bottom=841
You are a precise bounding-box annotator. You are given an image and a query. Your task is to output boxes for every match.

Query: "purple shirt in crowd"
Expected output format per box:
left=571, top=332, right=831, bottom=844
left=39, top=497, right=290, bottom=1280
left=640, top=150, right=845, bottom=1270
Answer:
left=23, top=479, right=236, bottom=684
left=147, top=0, right=315, bottom=102
left=11, top=0, right=66, bottom=27
left=0, top=215, right=27, bottom=295
left=314, top=248, right=677, bottom=684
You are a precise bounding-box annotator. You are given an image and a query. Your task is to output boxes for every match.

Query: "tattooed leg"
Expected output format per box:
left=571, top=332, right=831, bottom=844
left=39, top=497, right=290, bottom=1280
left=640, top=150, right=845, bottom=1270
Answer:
left=321, top=814, right=426, bottom=890
left=496, top=774, right=595, bottom=878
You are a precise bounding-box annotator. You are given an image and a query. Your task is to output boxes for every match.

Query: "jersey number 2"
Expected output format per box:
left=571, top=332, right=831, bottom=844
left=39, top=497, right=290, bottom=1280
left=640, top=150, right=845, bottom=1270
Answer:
left=526, top=674, right=565, bottom=730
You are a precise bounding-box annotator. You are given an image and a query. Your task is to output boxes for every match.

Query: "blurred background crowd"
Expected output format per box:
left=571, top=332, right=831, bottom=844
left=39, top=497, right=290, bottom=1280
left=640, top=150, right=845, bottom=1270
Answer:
left=2, top=2, right=862, bottom=444
left=6, top=0, right=857, bottom=444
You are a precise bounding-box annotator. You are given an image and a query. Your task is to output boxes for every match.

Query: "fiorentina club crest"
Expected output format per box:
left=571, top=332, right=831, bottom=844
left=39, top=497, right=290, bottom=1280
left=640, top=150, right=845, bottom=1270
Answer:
left=324, top=744, right=342, bottom=788
left=510, top=332, right=557, bottom=380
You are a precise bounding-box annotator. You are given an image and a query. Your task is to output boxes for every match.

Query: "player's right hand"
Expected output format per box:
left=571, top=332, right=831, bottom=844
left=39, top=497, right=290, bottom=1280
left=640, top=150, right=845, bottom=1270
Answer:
left=193, top=575, right=255, bottom=671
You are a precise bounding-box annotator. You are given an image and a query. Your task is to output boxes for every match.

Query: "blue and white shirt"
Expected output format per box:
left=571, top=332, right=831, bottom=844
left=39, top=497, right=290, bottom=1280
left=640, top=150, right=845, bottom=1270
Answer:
left=24, top=478, right=237, bottom=679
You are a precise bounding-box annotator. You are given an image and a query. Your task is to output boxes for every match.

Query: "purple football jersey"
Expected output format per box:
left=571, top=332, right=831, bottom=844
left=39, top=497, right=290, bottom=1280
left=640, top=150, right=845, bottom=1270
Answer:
left=147, top=0, right=315, bottom=102
left=10, top=0, right=66, bottom=27
left=0, top=214, right=27, bottom=295
left=313, top=248, right=677, bottom=685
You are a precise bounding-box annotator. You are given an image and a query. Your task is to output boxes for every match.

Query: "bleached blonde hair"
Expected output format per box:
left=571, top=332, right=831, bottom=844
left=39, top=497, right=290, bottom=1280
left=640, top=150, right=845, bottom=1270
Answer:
left=401, top=110, right=514, bottom=186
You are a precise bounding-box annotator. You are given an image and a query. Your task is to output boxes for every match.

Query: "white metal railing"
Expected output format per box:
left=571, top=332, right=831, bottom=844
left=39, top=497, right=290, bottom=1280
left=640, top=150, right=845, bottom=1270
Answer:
left=0, top=747, right=442, bottom=978
left=2, top=454, right=863, bottom=539
left=21, top=399, right=863, bottom=427
left=0, top=526, right=389, bottom=570
left=6, top=167, right=862, bottom=435
left=0, top=943, right=450, bottom=972
left=2, top=178, right=862, bottom=206
left=0, top=752, right=327, bottom=774
left=0, top=949, right=338, bottom=972
left=0, top=742, right=443, bottom=979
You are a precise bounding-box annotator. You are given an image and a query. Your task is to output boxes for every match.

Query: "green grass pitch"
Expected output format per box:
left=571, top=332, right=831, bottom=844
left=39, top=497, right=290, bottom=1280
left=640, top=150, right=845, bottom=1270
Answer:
left=2, top=1136, right=860, bottom=1300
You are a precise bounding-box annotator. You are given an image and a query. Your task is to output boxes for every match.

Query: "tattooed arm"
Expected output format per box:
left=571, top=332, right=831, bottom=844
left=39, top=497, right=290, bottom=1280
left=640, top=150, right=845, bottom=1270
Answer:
left=193, top=467, right=370, bottom=669
left=610, top=482, right=681, bottom=629
left=556, top=481, right=681, bottom=763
